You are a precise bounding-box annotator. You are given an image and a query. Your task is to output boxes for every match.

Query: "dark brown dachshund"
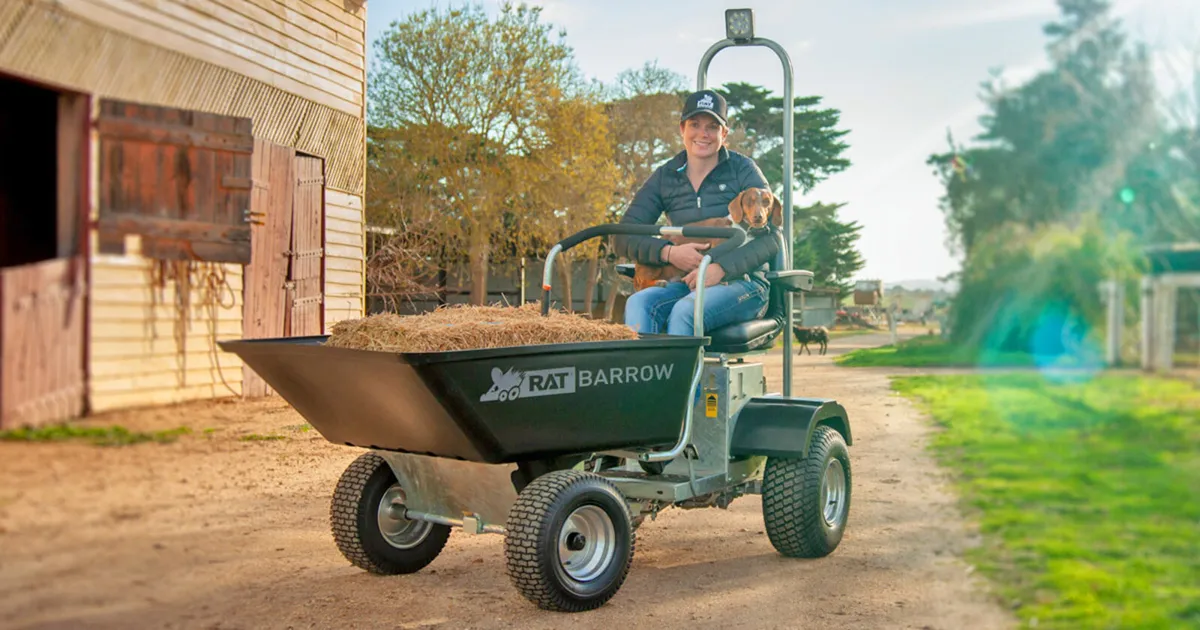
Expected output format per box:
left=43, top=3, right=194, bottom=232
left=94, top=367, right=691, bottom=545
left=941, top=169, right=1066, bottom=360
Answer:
left=728, top=186, right=782, bottom=230
left=633, top=187, right=782, bottom=292
left=633, top=216, right=732, bottom=291
left=793, top=325, right=829, bottom=355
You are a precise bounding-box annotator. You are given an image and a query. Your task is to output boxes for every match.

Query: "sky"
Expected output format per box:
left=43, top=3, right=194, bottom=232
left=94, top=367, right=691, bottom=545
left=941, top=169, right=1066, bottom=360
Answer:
left=364, top=0, right=1200, bottom=284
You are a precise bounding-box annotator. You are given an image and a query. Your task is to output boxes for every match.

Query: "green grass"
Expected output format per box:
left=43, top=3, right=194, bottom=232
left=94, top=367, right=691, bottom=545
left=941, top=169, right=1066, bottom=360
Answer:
left=836, top=335, right=1041, bottom=367
left=893, top=373, right=1200, bottom=629
left=0, top=424, right=192, bottom=446
left=239, top=433, right=288, bottom=442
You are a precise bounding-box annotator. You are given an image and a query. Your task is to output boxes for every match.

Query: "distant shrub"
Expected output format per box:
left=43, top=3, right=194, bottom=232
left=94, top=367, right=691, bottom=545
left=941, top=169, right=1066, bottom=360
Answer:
left=948, top=214, right=1141, bottom=361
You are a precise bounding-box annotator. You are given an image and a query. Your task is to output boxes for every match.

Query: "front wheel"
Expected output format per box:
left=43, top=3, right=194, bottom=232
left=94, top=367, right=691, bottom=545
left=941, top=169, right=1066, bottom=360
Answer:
left=761, top=425, right=851, bottom=558
left=504, top=470, right=635, bottom=612
left=330, top=452, right=451, bottom=575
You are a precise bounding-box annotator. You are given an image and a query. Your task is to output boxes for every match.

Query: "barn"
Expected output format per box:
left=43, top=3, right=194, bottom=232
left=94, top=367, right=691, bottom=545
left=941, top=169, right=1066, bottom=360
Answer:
left=0, top=0, right=368, bottom=428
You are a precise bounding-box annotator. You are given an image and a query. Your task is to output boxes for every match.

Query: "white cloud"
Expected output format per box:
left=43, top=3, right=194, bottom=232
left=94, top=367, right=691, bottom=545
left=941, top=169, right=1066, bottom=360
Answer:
left=891, top=0, right=1059, bottom=32
left=534, top=0, right=579, bottom=28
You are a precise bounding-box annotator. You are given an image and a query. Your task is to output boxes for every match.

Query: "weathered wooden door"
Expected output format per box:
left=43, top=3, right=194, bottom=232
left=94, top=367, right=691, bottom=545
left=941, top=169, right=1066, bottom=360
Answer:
left=241, top=139, right=295, bottom=397
left=94, top=99, right=253, bottom=263
left=286, top=156, right=324, bottom=337
left=0, top=259, right=86, bottom=429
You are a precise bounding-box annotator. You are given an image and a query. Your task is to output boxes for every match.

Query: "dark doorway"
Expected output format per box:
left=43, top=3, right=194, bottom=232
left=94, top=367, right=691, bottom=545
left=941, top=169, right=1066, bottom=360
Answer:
left=0, top=75, right=59, bottom=268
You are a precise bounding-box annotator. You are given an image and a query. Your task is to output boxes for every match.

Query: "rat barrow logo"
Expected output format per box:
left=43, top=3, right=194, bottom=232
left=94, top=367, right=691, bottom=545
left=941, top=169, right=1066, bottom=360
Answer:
left=479, top=363, right=676, bottom=403
left=480, top=366, right=575, bottom=402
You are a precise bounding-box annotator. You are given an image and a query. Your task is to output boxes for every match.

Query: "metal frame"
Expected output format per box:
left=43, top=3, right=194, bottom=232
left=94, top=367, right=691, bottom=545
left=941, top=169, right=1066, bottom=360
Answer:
left=697, top=36, right=796, bottom=396
left=542, top=225, right=723, bottom=465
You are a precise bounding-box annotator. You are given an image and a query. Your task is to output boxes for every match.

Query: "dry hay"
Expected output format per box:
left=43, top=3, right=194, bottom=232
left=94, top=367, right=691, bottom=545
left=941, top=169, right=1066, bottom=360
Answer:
left=324, top=302, right=638, bottom=353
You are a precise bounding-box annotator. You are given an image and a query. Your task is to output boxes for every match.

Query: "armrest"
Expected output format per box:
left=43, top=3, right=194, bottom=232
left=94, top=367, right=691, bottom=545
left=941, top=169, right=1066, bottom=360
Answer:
left=616, top=263, right=636, bottom=279
left=765, top=269, right=815, bottom=292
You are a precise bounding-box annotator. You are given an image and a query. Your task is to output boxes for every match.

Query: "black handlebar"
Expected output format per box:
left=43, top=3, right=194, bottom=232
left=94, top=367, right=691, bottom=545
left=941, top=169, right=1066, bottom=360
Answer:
left=541, top=223, right=748, bottom=316
left=551, top=223, right=747, bottom=254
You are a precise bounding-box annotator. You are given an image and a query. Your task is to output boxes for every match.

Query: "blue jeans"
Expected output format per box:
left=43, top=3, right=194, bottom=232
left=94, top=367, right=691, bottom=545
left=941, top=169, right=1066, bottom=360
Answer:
left=624, top=278, right=769, bottom=336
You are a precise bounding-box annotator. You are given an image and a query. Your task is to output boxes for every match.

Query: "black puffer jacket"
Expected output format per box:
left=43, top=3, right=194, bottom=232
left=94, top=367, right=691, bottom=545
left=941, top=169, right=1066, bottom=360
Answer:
left=614, top=146, right=779, bottom=283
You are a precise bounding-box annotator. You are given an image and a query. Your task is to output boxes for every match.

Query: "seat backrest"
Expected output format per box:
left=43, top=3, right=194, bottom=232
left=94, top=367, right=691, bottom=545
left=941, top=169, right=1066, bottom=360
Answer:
left=761, top=228, right=791, bottom=327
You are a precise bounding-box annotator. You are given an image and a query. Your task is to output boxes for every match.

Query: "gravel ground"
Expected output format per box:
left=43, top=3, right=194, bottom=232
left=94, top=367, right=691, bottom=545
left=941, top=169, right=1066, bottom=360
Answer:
left=0, top=331, right=1014, bottom=630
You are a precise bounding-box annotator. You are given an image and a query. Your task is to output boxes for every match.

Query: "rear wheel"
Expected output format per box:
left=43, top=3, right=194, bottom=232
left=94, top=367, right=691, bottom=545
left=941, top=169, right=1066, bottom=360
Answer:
left=504, top=470, right=634, bottom=612
left=330, top=452, right=451, bottom=574
left=761, top=425, right=851, bottom=558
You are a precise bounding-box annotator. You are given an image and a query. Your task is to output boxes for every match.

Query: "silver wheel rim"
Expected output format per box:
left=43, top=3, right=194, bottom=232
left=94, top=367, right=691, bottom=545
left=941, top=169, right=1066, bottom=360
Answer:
left=557, top=505, right=616, bottom=583
left=821, top=459, right=847, bottom=528
left=377, top=484, right=433, bottom=549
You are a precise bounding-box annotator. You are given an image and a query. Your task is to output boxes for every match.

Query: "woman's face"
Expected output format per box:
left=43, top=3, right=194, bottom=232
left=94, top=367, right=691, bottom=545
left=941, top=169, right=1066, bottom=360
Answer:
left=680, top=114, right=727, bottom=161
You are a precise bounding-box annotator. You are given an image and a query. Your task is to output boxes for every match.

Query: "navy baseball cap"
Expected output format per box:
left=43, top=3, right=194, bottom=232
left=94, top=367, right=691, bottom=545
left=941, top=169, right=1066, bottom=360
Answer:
left=680, top=89, right=728, bottom=127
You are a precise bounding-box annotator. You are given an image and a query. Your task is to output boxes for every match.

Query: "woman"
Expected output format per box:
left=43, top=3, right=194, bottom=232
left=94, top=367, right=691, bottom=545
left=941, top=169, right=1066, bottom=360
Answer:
left=615, top=89, right=780, bottom=336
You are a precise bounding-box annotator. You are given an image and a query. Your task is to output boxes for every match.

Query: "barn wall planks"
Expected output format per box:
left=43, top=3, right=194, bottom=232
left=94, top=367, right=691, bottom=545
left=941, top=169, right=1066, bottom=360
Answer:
left=323, top=189, right=364, bottom=329
left=51, top=0, right=364, bottom=117
left=0, top=0, right=367, bottom=194
left=86, top=242, right=248, bottom=412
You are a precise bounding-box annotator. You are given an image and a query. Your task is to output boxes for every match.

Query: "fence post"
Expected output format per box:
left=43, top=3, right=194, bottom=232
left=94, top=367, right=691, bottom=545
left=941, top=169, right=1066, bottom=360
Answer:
left=888, top=304, right=898, bottom=345
left=1158, top=280, right=1177, bottom=371
left=1103, top=279, right=1124, bottom=366
left=1141, top=276, right=1153, bottom=371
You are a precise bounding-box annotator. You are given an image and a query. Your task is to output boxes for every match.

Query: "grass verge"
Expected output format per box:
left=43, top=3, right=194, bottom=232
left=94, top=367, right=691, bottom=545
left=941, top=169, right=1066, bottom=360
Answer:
left=893, top=372, right=1200, bottom=629
left=0, top=424, right=192, bottom=446
left=836, top=335, right=1041, bottom=367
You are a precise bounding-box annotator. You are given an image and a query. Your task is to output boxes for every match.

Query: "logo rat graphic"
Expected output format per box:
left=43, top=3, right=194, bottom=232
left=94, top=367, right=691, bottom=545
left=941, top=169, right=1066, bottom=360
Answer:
left=480, top=367, right=524, bottom=402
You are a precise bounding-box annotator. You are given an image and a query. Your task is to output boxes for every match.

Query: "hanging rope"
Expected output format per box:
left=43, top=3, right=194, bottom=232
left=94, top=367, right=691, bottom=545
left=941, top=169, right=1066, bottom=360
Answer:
left=194, top=261, right=240, bottom=398
left=144, top=257, right=240, bottom=398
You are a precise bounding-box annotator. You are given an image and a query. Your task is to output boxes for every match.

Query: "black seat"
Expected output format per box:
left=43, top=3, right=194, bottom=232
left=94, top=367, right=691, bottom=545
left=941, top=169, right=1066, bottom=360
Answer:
left=707, top=318, right=781, bottom=353
left=615, top=229, right=813, bottom=354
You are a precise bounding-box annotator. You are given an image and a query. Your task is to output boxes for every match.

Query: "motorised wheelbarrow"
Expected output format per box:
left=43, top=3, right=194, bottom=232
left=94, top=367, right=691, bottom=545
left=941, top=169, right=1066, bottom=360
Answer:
left=219, top=222, right=853, bottom=613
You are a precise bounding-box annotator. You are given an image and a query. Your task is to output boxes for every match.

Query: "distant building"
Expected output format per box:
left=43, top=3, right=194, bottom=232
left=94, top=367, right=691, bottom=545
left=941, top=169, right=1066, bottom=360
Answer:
left=796, top=287, right=840, bottom=327
left=1139, top=243, right=1200, bottom=371
left=853, top=279, right=883, bottom=306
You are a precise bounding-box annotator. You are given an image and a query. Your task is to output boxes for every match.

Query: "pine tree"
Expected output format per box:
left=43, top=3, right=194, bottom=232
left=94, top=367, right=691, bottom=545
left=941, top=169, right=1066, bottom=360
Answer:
left=791, top=203, right=865, bottom=299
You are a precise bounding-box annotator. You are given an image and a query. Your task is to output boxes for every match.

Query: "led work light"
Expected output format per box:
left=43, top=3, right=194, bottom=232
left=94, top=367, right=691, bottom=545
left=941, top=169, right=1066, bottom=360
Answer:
left=725, top=8, right=754, bottom=42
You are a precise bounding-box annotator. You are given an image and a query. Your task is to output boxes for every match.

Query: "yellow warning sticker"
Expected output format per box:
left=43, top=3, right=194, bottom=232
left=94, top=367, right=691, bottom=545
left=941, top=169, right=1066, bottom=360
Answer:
left=705, top=393, right=718, bottom=418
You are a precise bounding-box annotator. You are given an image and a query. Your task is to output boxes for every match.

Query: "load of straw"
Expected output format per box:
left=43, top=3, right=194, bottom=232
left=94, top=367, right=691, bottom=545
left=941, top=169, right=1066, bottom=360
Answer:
left=324, top=302, right=638, bottom=353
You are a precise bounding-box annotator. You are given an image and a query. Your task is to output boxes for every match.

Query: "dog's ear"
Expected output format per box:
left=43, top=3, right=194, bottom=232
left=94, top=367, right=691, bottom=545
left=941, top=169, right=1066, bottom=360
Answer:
left=728, top=190, right=746, bottom=224
left=769, top=193, right=783, bottom=226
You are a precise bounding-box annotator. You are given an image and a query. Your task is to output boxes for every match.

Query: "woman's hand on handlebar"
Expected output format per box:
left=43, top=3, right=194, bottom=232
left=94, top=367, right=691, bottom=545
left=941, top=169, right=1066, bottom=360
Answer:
left=684, top=263, right=725, bottom=290
left=664, top=242, right=710, bottom=271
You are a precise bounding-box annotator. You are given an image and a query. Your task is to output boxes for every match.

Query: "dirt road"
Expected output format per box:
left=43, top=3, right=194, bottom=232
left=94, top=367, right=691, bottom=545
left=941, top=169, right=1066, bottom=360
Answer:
left=0, top=331, right=1013, bottom=630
